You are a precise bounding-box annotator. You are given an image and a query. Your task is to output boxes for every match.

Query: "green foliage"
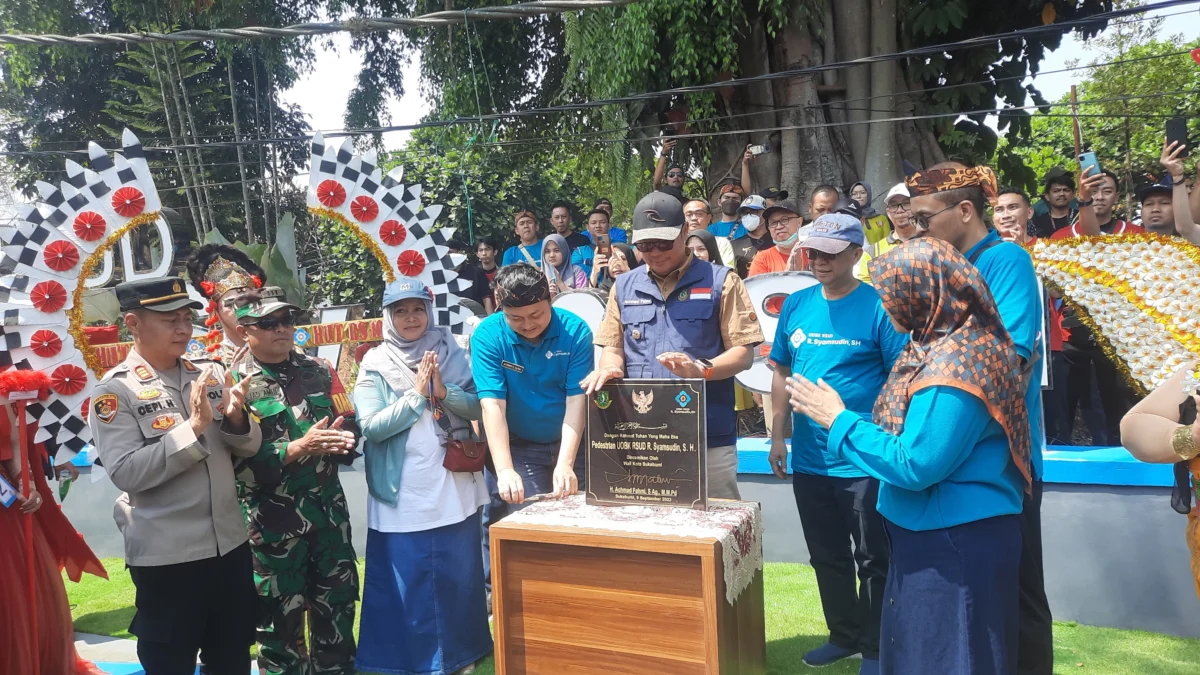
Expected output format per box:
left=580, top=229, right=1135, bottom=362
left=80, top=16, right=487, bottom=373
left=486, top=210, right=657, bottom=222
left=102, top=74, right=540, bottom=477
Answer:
left=304, top=216, right=386, bottom=315
left=201, top=213, right=307, bottom=306
left=1002, top=35, right=1200, bottom=197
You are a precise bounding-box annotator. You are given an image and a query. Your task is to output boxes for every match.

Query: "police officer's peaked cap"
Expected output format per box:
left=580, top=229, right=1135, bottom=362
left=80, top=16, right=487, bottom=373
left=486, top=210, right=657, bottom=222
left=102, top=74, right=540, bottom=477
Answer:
left=116, top=277, right=204, bottom=313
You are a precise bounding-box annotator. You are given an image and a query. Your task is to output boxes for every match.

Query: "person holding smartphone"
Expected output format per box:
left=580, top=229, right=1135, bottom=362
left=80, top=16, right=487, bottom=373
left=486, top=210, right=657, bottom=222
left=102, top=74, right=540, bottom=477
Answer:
left=1161, top=139, right=1200, bottom=245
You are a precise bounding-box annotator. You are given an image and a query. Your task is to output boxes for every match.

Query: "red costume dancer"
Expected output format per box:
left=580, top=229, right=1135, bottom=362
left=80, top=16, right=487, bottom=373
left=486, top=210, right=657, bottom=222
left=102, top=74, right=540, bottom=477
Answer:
left=0, top=369, right=107, bottom=675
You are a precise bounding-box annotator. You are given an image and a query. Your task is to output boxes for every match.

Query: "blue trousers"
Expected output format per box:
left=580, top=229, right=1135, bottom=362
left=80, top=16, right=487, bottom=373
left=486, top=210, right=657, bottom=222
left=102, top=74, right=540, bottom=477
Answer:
left=881, top=515, right=1021, bottom=675
left=481, top=439, right=586, bottom=592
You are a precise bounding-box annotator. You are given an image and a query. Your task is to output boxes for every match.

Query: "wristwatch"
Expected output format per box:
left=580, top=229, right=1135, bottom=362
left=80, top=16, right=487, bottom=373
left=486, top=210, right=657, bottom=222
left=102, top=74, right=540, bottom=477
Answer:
left=697, top=358, right=715, bottom=380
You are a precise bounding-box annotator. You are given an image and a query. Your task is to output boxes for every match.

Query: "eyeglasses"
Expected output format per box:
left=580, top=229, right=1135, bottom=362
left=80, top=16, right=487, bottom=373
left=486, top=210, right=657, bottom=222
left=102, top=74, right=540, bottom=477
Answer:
left=806, top=249, right=844, bottom=262
left=667, top=171, right=683, bottom=178
left=635, top=239, right=675, bottom=253
left=768, top=216, right=798, bottom=229
left=910, top=201, right=962, bottom=231
left=245, top=313, right=298, bottom=331
left=885, top=202, right=911, bottom=213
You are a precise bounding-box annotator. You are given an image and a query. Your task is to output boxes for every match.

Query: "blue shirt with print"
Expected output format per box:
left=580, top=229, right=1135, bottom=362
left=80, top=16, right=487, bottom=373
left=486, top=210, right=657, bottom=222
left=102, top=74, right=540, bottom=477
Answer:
left=582, top=228, right=628, bottom=244
left=964, top=230, right=1046, bottom=479
left=769, top=282, right=909, bottom=477
left=708, top=220, right=747, bottom=239
left=470, top=307, right=594, bottom=444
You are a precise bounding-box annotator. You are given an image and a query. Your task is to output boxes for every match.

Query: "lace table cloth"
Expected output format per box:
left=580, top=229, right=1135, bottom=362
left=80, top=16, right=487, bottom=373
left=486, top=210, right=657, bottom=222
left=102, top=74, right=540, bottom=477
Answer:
left=504, top=495, right=764, bottom=604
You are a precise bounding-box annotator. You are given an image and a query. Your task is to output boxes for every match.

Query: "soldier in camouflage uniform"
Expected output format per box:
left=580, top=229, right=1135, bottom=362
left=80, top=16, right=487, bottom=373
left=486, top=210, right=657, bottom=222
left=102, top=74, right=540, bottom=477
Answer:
left=230, top=287, right=360, bottom=675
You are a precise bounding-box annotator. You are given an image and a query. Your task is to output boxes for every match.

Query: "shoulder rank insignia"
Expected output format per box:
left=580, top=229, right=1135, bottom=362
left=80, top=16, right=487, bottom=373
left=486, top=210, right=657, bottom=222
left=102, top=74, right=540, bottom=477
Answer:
left=151, top=414, right=177, bottom=431
left=182, top=359, right=199, bottom=373
left=133, top=365, right=155, bottom=382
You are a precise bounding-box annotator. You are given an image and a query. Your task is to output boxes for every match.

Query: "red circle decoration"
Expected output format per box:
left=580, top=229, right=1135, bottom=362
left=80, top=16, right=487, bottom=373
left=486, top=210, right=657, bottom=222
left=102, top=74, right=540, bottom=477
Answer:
left=1192, top=47, right=1200, bottom=65
left=50, top=364, right=88, bottom=396
left=29, top=330, right=63, bottom=358
left=317, top=180, right=347, bottom=208
left=111, top=186, right=145, bottom=217
left=30, top=281, right=67, bottom=314
left=350, top=195, right=379, bottom=223
left=73, top=211, right=107, bottom=241
left=81, top=397, right=91, bottom=422
left=43, top=240, right=80, bottom=272
left=396, top=250, right=426, bottom=277
left=379, top=220, right=407, bottom=247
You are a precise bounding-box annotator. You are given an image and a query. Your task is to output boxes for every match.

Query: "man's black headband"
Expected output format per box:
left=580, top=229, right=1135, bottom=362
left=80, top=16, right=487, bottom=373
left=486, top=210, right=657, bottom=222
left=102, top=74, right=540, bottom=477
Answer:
left=496, top=278, right=550, bottom=308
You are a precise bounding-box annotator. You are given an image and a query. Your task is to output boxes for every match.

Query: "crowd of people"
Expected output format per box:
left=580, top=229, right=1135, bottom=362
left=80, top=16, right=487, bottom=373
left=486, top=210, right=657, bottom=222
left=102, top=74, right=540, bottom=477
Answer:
left=33, top=133, right=1196, bottom=675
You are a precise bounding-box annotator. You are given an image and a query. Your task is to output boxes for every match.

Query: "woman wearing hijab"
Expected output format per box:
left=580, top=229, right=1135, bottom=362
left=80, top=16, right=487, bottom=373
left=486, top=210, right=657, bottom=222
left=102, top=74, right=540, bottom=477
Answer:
left=353, top=279, right=492, bottom=675
left=591, top=242, right=638, bottom=292
left=541, top=233, right=588, bottom=295
left=685, top=230, right=726, bottom=266
left=787, top=238, right=1031, bottom=674
left=849, top=181, right=890, bottom=245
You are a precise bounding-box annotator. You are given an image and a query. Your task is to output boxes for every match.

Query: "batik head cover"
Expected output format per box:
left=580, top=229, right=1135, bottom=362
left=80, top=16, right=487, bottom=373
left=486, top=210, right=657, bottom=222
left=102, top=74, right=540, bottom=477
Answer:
left=904, top=164, right=1000, bottom=207
left=868, top=238, right=1032, bottom=490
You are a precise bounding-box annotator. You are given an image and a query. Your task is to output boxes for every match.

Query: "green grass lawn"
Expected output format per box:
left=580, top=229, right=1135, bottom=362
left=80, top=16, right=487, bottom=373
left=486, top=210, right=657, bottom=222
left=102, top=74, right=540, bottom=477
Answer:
left=69, top=559, right=1200, bottom=674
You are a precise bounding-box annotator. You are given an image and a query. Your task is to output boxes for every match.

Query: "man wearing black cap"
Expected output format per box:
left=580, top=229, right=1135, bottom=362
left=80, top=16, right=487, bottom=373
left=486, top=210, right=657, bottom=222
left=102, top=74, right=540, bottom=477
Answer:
left=89, top=277, right=260, bottom=675
left=584, top=191, right=764, bottom=499
left=1136, top=177, right=1177, bottom=237
left=1029, top=168, right=1077, bottom=239
left=759, top=187, right=788, bottom=208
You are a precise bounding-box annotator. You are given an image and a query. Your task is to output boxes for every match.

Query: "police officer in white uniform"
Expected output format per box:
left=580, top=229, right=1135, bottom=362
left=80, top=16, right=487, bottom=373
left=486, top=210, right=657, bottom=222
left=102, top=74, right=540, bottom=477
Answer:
left=88, top=277, right=260, bottom=675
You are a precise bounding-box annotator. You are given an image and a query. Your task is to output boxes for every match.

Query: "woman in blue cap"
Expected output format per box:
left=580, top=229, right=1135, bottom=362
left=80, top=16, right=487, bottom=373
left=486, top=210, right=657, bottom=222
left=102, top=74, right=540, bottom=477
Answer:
left=353, top=278, right=491, bottom=675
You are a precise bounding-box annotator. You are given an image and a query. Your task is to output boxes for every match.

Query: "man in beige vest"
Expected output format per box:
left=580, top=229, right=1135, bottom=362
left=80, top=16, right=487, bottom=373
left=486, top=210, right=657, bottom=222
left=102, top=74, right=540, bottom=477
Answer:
left=89, top=276, right=259, bottom=675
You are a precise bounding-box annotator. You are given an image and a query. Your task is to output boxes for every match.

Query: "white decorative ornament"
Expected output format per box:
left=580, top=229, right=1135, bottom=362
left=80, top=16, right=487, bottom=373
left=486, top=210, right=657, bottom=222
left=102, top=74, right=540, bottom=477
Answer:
left=305, top=133, right=473, bottom=333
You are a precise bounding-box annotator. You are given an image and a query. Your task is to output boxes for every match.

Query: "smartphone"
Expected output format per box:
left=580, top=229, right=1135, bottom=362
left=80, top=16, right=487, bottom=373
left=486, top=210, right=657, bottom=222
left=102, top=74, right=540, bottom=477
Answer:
left=596, top=232, right=611, bottom=257
left=1167, top=117, right=1190, bottom=158
left=1077, top=152, right=1101, bottom=178
left=748, top=143, right=770, bottom=156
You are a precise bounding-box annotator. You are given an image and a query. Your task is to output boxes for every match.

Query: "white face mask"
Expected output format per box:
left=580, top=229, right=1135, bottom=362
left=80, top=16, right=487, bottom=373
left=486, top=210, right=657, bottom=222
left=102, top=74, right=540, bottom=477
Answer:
left=742, top=214, right=761, bottom=230
left=773, top=231, right=800, bottom=248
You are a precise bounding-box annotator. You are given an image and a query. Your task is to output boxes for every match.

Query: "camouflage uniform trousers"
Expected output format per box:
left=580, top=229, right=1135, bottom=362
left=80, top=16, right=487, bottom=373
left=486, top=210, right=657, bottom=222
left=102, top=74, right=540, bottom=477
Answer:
left=252, top=521, right=359, bottom=674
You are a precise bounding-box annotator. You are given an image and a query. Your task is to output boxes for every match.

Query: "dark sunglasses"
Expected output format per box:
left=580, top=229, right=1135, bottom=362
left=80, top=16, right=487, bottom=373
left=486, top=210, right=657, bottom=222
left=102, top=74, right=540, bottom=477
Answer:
left=910, top=200, right=962, bottom=231
left=245, top=313, right=298, bottom=331
left=667, top=171, right=684, bottom=178
left=806, top=249, right=844, bottom=262
left=635, top=240, right=675, bottom=253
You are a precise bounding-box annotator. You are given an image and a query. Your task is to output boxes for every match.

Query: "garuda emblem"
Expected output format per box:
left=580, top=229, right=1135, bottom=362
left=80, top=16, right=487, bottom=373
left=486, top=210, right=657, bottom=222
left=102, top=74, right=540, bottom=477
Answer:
left=632, top=390, right=654, bottom=415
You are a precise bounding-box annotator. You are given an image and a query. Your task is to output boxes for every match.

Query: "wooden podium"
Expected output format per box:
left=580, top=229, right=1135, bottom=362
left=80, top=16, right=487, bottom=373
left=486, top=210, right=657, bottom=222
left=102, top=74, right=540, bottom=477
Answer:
left=490, top=497, right=766, bottom=675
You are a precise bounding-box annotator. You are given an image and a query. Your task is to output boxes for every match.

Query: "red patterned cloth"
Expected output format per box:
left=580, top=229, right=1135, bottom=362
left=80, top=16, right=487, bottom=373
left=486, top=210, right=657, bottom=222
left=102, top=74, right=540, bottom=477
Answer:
left=867, top=238, right=1032, bottom=490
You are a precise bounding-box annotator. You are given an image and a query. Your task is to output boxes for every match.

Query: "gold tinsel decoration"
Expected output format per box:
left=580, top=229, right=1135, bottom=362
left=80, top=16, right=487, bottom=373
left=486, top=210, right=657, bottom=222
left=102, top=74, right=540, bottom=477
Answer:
left=70, top=212, right=160, bottom=376
left=309, top=206, right=396, bottom=283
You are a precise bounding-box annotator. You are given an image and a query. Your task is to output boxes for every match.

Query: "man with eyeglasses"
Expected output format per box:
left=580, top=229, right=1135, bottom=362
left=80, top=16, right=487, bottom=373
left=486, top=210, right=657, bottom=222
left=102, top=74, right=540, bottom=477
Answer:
left=766, top=214, right=906, bottom=674
left=856, top=184, right=918, bottom=283
left=584, top=190, right=763, bottom=499
left=230, top=287, right=362, bottom=675
left=729, top=194, right=774, bottom=278
left=686, top=198, right=736, bottom=268
left=653, top=138, right=687, bottom=193
left=748, top=198, right=806, bottom=276
left=905, top=162, right=1053, bottom=675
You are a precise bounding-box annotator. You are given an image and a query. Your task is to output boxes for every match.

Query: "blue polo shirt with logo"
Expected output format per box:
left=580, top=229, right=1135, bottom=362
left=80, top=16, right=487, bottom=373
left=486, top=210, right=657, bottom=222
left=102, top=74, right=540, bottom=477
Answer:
left=470, top=307, right=595, bottom=444
left=769, top=282, right=908, bottom=476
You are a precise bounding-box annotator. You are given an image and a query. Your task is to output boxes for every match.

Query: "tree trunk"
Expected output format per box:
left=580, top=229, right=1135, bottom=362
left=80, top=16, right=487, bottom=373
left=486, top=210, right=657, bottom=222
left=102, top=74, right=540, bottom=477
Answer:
left=252, top=46, right=272, bottom=236
left=820, top=1, right=837, bottom=88
left=864, top=0, right=901, bottom=195
left=833, top=0, right=870, bottom=177
left=736, top=13, right=781, bottom=194
left=227, top=53, right=255, bottom=242
left=168, top=45, right=218, bottom=234
left=148, top=42, right=207, bottom=240
left=772, top=6, right=842, bottom=211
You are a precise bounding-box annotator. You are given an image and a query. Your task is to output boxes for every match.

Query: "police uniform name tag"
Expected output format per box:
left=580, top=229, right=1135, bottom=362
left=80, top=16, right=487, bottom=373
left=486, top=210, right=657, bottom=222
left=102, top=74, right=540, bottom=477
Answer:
left=586, top=378, right=707, bottom=511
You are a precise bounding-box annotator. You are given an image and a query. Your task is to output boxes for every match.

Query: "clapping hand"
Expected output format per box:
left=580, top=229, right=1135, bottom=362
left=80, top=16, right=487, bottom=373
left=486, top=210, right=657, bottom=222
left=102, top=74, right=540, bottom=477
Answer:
left=188, top=365, right=215, bottom=436
left=785, top=375, right=846, bottom=430
left=286, top=416, right=356, bottom=463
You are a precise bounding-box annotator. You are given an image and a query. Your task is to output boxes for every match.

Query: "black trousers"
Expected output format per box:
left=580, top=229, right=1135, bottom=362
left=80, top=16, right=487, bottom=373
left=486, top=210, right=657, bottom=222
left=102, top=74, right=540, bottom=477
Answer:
left=1043, top=351, right=1072, bottom=446
left=1062, top=341, right=1135, bottom=446
left=793, top=472, right=889, bottom=659
left=127, top=543, right=257, bottom=675
left=1017, top=481, right=1055, bottom=674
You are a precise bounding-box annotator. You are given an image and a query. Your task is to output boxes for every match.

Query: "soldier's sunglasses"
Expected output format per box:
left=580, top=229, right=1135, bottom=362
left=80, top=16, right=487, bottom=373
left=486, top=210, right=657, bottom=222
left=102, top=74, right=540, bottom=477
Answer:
left=245, top=313, right=298, bottom=331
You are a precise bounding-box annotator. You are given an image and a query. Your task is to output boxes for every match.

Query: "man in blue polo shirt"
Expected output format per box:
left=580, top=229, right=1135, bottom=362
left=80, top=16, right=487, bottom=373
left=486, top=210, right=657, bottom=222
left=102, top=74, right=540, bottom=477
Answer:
left=766, top=214, right=908, bottom=674
left=907, top=162, right=1051, bottom=675
left=500, top=209, right=544, bottom=268
left=471, top=262, right=593, bottom=505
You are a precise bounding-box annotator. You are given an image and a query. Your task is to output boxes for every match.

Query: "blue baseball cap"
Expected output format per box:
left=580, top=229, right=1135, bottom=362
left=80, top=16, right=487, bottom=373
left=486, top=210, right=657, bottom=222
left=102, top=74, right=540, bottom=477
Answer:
left=799, top=213, right=865, bottom=254
left=383, top=278, right=434, bottom=307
